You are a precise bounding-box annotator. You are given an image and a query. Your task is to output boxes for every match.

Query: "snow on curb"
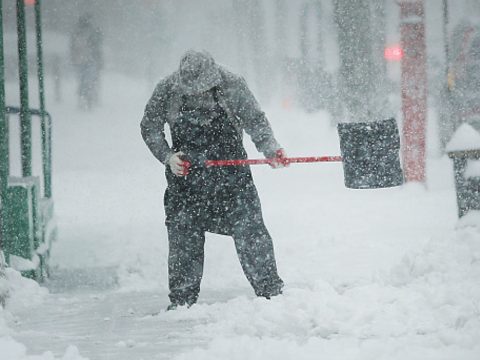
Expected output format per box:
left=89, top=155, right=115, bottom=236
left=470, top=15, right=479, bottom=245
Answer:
left=3, top=268, right=48, bottom=312
left=0, top=337, right=87, bottom=360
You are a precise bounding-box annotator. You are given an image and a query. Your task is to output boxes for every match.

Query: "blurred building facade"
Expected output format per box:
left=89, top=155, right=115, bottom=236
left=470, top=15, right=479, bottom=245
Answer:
left=1, top=0, right=477, bottom=113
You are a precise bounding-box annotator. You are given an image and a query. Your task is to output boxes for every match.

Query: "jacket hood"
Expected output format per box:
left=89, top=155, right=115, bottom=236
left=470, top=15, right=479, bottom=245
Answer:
left=176, top=50, right=222, bottom=95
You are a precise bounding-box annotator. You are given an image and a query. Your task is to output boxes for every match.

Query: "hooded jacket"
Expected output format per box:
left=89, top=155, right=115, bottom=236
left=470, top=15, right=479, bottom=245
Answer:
left=140, top=50, right=281, bottom=165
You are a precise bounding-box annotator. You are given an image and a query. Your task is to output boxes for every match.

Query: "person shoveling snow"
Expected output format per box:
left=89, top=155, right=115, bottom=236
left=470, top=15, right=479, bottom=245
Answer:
left=141, top=50, right=286, bottom=310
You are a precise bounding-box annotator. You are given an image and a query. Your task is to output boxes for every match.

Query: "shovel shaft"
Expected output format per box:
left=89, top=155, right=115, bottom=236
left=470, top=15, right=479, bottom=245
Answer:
left=205, top=156, right=343, bottom=167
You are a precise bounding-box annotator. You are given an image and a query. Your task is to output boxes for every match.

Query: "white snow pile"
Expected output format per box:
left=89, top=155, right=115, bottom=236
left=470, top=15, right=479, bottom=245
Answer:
left=0, top=271, right=7, bottom=307
left=0, top=336, right=86, bottom=360
left=465, top=160, right=480, bottom=178
left=0, top=269, right=88, bottom=360
left=457, top=210, right=480, bottom=230
left=446, top=123, right=480, bottom=152
left=2, top=268, right=48, bottom=312
left=164, top=219, right=480, bottom=360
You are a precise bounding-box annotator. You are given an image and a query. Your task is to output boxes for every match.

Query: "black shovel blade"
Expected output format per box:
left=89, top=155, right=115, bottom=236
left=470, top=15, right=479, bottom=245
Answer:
left=337, top=118, right=404, bottom=189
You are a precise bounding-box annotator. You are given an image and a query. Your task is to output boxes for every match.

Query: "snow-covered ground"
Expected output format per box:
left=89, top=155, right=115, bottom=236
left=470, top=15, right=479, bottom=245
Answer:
left=1, top=73, right=480, bottom=359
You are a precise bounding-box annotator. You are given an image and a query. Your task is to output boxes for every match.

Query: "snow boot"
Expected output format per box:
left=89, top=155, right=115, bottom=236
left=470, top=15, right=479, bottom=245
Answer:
left=165, top=300, right=195, bottom=312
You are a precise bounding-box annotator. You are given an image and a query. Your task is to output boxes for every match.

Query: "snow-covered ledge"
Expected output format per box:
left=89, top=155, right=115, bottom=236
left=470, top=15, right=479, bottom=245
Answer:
left=446, top=123, right=480, bottom=158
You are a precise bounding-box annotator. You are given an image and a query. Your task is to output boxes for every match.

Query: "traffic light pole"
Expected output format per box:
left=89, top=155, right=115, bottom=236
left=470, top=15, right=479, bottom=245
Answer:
left=400, top=0, right=427, bottom=182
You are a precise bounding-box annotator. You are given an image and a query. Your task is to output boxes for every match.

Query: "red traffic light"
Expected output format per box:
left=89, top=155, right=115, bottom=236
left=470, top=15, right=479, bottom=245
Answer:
left=384, top=45, right=404, bottom=61
left=24, top=0, right=36, bottom=5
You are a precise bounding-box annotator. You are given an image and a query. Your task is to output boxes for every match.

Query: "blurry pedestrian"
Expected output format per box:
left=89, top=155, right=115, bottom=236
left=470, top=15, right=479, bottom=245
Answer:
left=141, top=50, right=286, bottom=310
left=70, top=15, right=103, bottom=110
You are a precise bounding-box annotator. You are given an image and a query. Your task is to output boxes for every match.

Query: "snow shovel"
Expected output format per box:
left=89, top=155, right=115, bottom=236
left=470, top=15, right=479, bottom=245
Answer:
left=205, top=118, right=404, bottom=190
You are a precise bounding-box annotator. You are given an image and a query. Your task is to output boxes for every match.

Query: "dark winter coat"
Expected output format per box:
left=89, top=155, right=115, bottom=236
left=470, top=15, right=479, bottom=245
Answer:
left=141, top=51, right=282, bottom=235
left=140, top=54, right=281, bottom=165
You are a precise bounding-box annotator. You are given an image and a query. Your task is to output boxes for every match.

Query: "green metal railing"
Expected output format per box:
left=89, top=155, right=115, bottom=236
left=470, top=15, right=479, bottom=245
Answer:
left=0, top=0, right=55, bottom=280
left=35, top=0, right=51, bottom=198
left=17, top=0, right=32, bottom=178
left=5, top=106, right=52, bottom=198
left=0, top=0, right=7, bottom=255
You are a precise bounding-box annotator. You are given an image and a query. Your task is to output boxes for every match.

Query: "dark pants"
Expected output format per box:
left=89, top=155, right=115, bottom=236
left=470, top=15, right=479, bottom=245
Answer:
left=165, top=89, right=283, bottom=304
left=167, top=210, right=284, bottom=305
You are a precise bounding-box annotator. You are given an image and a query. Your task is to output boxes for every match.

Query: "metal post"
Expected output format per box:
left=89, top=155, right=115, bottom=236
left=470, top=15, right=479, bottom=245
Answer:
left=400, top=0, right=427, bottom=182
left=34, top=0, right=51, bottom=198
left=0, top=0, right=7, bottom=255
left=443, top=0, right=449, bottom=79
left=452, top=157, right=467, bottom=217
left=16, top=0, right=32, bottom=177
left=334, top=0, right=388, bottom=123
left=0, top=0, right=6, bottom=194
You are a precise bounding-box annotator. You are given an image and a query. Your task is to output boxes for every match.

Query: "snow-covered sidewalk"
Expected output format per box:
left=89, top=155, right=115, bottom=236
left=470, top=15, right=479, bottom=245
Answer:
left=2, top=74, right=480, bottom=359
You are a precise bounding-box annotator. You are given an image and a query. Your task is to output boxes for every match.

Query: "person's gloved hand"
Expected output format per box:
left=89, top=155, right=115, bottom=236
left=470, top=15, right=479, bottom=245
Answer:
left=269, top=149, right=289, bottom=169
left=168, top=151, right=191, bottom=176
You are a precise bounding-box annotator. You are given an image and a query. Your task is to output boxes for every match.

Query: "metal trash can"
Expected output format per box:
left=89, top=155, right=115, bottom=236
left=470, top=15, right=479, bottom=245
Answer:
left=448, top=149, right=480, bottom=217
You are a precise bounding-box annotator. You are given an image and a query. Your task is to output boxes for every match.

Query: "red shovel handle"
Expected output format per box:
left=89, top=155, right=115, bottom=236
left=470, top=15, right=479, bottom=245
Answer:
left=205, top=156, right=342, bottom=167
